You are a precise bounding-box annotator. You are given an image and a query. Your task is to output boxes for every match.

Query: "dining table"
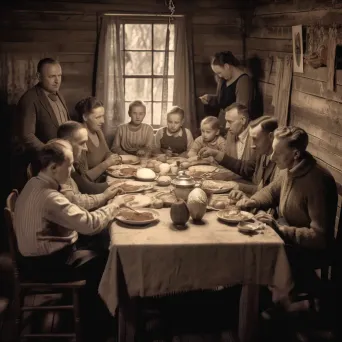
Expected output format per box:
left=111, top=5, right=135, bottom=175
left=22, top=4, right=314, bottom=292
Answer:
left=99, top=162, right=293, bottom=342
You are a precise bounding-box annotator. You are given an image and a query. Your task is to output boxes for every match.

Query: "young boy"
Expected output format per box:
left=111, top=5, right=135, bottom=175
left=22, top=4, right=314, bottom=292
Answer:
left=154, top=106, right=194, bottom=156
left=188, top=116, right=226, bottom=158
left=111, top=100, right=154, bottom=157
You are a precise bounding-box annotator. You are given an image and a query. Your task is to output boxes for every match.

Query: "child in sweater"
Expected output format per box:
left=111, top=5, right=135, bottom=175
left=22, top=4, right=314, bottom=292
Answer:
left=154, top=106, right=194, bottom=156
left=111, top=100, right=154, bottom=157
left=188, top=116, right=226, bottom=158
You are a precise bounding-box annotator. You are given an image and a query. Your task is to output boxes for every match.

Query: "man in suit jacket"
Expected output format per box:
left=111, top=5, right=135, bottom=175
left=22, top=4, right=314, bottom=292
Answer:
left=224, top=103, right=254, bottom=162
left=16, top=58, right=70, bottom=159
left=199, top=116, right=279, bottom=197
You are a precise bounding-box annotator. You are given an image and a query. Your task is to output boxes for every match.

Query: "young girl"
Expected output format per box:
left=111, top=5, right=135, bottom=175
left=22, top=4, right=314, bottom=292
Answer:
left=75, top=96, right=121, bottom=182
left=111, top=100, right=154, bottom=157
left=188, top=116, right=226, bottom=158
left=154, top=106, right=194, bottom=156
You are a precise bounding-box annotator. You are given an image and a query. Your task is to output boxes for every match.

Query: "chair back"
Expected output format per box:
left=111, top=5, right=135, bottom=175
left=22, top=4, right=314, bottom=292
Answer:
left=4, top=190, right=20, bottom=274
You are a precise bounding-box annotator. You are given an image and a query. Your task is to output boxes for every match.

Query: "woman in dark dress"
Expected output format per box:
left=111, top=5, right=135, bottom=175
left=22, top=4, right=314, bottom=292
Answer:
left=199, top=51, right=254, bottom=136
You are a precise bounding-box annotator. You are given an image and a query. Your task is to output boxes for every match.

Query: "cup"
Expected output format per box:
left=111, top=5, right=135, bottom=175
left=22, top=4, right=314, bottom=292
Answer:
left=171, top=165, right=178, bottom=175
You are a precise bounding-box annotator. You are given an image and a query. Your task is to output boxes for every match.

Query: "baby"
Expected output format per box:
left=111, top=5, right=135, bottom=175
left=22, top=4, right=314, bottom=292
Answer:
left=154, top=106, right=194, bottom=156
left=111, top=100, right=154, bottom=157
left=188, top=116, right=226, bottom=158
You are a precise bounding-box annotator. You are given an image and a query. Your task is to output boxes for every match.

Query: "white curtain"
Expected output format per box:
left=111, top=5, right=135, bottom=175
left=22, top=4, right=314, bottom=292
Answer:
left=173, top=16, right=197, bottom=134
left=96, top=16, right=125, bottom=142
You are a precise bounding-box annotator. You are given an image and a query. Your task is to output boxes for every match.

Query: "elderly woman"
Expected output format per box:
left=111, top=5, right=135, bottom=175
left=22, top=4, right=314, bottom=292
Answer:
left=75, top=97, right=121, bottom=182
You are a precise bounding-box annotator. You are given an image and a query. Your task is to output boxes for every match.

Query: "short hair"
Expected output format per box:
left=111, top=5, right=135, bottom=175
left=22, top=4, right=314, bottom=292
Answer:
left=37, top=58, right=59, bottom=74
left=225, top=103, right=249, bottom=119
left=75, top=97, right=104, bottom=122
left=167, top=106, right=185, bottom=120
left=250, top=115, right=278, bottom=133
left=38, top=139, right=72, bottom=170
left=274, top=126, right=309, bottom=153
left=128, top=100, right=146, bottom=114
left=211, top=51, right=240, bottom=67
left=201, top=116, right=220, bottom=131
left=57, top=121, right=84, bottom=140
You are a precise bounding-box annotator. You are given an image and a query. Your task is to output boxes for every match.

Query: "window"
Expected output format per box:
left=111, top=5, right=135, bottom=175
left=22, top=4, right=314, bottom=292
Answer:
left=121, top=22, right=175, bottom=127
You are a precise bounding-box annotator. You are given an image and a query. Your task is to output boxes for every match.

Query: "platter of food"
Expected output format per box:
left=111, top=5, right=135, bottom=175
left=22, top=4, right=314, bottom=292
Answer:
left=117, top=180, right=154, bottom=193
left=202, top=180, right=237, bottom=194
left=116, top=208, right=160, bottom=226
left=154, top=191, right=178, bottom=207
left=119, top=155, right=140, bottom=165
left=186, top=165, right=223, bottom=178
left=107, top=165, right=140, bottom=178
left=216, top=208, right=254, bottom=224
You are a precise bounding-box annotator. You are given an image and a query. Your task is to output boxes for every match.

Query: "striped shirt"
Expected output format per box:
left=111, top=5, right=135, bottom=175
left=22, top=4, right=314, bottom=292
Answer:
left=14, top=172, right=120, bottom=257
left=188, top=136, right=226, bottom=158
left=60, top=176, right=107, bottom=211
left=111, top=123, right=154, bottom=155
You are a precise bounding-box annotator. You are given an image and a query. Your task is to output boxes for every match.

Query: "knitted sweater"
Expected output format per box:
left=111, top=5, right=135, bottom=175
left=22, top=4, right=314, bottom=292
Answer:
left=251, top=153, right=337, bottom=250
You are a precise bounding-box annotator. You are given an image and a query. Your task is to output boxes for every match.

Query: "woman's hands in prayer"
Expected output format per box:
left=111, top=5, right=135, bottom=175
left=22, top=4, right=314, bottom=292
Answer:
left=199, top=94, right=209, bottom=104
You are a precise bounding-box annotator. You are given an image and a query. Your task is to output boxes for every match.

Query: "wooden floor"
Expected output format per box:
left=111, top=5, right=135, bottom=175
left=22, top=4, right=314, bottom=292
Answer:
left=1, top=291, right=338, bottom=342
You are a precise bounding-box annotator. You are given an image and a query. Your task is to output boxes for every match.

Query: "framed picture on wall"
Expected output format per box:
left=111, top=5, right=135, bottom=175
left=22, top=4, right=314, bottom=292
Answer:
left=292, top=25, right=304, bottom=73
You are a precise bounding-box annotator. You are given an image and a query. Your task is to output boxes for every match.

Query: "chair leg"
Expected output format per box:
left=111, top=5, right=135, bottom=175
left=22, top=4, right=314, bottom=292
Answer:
left=72, top=289, right=82, bottom=342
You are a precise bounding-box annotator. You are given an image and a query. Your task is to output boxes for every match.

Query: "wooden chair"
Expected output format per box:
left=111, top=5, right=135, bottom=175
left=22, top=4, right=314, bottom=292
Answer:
left=4, top=189, right=86, bottom=341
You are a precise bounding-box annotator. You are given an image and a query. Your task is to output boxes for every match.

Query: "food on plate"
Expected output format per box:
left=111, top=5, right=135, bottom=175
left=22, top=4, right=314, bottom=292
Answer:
left=156, top=155, right=167, bottom=163
left=121, top=211, right=154, bottom=221
left=212, top=200, right=226, bottom=209
left=146, top=161, right=155, bottom=169
left=151, top=198, right=164, bottom=209
left=156, top=175, right=172, bottom=186
left=136, top=168, right=156, bottom=180
left=120, top=184, right=145, bottom=192
left=118, top=167, right=137, bottom=177
left=159, top=163, right=171, bottom=175
left=188, top=170, right=206, bottom=178
left=222, top=209, right=250, bottom=221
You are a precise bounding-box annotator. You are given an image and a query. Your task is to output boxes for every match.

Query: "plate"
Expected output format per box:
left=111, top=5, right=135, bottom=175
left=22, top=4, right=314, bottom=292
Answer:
left=107, top=165, right=140, bottom=178
left=120, top=155, right=140, bottom=165
left=118, top=180, right=154, bottom=193
left=238, top=221, right=266, bottom=234
left=186, top=165, right=223, bottom=178
left=202, top=180, right=237, bottom=194
left=217, top=209, right=254, bottom=224
left=110, top=194, right=151, bottom=208
left=116, top=208, right=160, bottom=226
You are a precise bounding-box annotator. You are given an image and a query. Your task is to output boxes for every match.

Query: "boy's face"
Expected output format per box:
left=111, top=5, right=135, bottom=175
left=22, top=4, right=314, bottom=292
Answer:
left=129, top=105, right=146, bottom=125
left=201, top=123, right=218, bottom=142
left=167, top=113, right=183, bottom=133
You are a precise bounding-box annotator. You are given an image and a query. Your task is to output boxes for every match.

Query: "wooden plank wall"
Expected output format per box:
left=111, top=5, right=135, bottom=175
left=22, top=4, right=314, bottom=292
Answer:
left=0, top=0, right=243, bottom=117
left=246, top=0, right=342, bottom=210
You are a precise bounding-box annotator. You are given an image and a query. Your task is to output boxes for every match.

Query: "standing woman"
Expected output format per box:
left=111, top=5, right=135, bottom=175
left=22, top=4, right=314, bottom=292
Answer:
left=75, top=97, right=121, bottom=182
left=199, top=51, right=253, bottom=135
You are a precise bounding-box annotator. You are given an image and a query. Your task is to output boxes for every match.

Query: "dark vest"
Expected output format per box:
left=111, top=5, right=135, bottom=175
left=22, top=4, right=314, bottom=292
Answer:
left=160, top=127, right=188, bottom=154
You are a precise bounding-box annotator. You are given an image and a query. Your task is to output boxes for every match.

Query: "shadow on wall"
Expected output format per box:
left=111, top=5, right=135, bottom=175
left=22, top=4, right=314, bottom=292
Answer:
left=247, top=54, right=264, bottom=120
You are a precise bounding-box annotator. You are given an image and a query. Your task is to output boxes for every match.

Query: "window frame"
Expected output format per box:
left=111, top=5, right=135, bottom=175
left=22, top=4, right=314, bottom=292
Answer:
left=119, top=17, right=175, bottom=128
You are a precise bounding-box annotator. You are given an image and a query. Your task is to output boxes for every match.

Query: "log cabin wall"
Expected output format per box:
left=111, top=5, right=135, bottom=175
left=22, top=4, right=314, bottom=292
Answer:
left=0, top=0, right=243, bottom=116
left=0, top=0, right=243, bottom=251
left=246, top=0, right=342, bottom=224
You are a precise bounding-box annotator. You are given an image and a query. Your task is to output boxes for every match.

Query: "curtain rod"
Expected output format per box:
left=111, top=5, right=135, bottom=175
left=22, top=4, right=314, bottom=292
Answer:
left=103, top=13, right=183, bottom=17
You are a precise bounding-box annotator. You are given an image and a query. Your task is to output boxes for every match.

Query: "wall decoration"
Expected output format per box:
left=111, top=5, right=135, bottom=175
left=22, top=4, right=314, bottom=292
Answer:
left=292, top=25, right=304, bottom=73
